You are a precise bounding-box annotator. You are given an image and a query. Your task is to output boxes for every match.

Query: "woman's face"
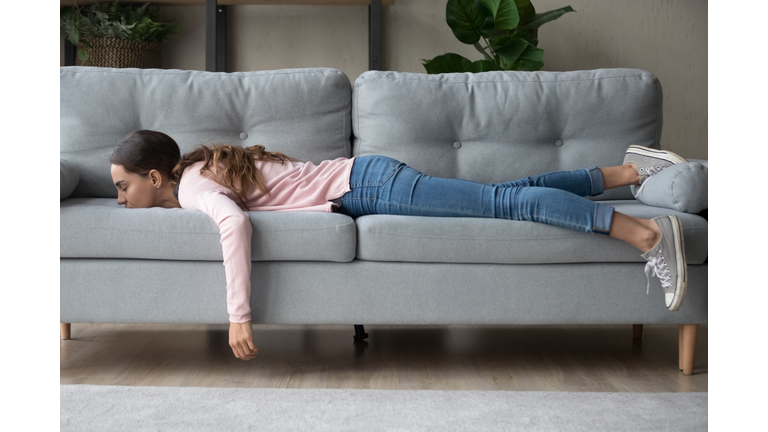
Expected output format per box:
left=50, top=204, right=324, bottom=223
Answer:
left=110, top=164, right=159, bottom=209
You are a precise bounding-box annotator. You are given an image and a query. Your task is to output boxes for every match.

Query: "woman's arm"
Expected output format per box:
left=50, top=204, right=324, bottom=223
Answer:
left=196, top=190, right=259, bottom=360
left=196, top=190, right=254, bottom=323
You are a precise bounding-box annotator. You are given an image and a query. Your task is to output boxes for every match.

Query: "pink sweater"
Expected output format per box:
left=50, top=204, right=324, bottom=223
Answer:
left=177, top=156, right=356, bottom=323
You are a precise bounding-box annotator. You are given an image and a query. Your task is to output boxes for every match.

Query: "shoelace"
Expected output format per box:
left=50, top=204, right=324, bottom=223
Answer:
left=633, top=166, right=668, bottom=198
left=644, top=252, right=672, bottom=295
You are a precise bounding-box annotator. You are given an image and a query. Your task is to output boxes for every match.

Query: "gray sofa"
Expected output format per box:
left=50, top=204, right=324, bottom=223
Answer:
left=60, top=66, right=707, bottom=375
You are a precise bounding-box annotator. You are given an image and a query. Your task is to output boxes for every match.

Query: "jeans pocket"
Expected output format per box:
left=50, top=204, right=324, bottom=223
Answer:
left=351, top=155, right=402, bottom=187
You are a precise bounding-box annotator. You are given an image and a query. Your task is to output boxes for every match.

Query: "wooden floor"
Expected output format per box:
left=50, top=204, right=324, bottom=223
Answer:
left=60, top=323, right=707, bottom=392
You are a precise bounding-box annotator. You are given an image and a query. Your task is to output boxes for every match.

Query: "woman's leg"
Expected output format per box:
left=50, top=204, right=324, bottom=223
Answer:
left=493, top=166, right=604, bottom=197
left=342, top=156, right=616, bottom=235
left=599, top=162, right=663, bottom=253
left=340, top=156, right=660, bottom=253
left=496, top=162, right=640, bottom=196
left=600, top=163, right=642, bottom=190
left=608, top=212, right=661, bottom=253
left=495, top=162, right=660, bottom=253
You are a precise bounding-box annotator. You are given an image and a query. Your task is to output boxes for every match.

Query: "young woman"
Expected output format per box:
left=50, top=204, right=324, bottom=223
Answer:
left=110, top=130, right=688, bottom=361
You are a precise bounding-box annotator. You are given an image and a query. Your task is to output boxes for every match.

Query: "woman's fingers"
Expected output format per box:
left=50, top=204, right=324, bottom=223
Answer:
left=242, top=343, right=258, bottom=359
left=229, top=320, right=259, bottom=360
left=230, top=339, right=245, bottom=358
left=243, top=347, right=258, bottom=359
left=245, top=325, right=258, bottom=356
left=241, top=336, right=258, bottom=358
left=231, top=341, right=257, bottom=359
left=246, top=339, right=258, bottom=355
left=231, top=344, right=243, bottom=359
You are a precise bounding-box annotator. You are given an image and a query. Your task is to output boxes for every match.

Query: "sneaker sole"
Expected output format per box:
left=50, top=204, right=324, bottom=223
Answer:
left=626, top=145, right=689, bottom=165
left=667, top=215, right=687, bottom=311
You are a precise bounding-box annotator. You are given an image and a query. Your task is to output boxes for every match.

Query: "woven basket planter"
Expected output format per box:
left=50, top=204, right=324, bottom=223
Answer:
left=78, top=37, right=161, bottom=69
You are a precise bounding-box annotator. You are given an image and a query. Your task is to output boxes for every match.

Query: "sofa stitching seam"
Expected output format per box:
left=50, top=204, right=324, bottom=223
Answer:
left=655, top=77, right=662, bottom=148
left=361, top=75, right=652, bottom=84
left=62, top=225, right=354, bottom=234
left=355, top=81, right=361, bottom=157
left=359, top=227, right=706, bottom=242
left=363, top=231, right=594, bottom=241
left=356, top=227, right=707, bottom=242
left=63, top=69, right=336, bottom=78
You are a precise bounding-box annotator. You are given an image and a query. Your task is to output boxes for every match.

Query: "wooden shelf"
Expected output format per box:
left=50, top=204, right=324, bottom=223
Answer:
left=62, top=1, right=396, bottom=6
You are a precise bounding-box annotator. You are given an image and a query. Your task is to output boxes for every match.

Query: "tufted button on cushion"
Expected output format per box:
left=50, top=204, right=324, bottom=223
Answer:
left=239, top=132, right=248, bottom=140
left=453, top=141, right=462, bottom=149
left=555, top=139, right=564, bottom=147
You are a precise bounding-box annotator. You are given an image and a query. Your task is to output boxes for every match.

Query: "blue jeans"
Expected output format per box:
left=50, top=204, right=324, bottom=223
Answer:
left=333, top=155, right=615, bottom=235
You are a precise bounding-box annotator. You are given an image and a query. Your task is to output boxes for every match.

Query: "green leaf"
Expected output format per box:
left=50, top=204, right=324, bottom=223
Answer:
left=486, top=0, right=519, bottom=30
left=490, top=34, right=529, bottom=68
left=60, top=6, right=74, bottom=19
left=516, top=45, right=544, bottom=71
left=108, top=0, right=119, bottom=22
left=77, top=48, right=89, bottom=63
left=63, top=0, right=180, bottom=42
left=136, top=2, right=150, bottom=18
left=517, top=6, right=576, bottom=31
left=515, top=0, right=535, bottom=26
left=478, top=0, right=500, bottom=19
left=421, top=53, right=473, bottom=74
left=509, top=29, right=535, bottom=45
left=69, top=26, right=80, bottom=47
left=465, top=59, right=502, bottom=73
left=446, top=0, right=495, bottom=45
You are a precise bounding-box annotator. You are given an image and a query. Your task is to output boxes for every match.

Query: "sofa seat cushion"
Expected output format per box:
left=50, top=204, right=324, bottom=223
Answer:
left=61, top=198, right=356, bottom=262
left=354, top=200, right=707, bottom=265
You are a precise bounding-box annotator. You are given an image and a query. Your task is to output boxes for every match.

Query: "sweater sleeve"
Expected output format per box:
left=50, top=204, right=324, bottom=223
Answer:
left=195, top=190, right=253, bottom=323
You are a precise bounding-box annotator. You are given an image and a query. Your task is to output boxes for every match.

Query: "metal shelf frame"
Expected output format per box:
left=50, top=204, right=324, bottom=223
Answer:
left=63, top=0, right=385, bottom=72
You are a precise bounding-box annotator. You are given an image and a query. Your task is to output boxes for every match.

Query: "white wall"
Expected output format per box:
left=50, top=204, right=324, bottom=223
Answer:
left=62, top=0, right=707, bottom=159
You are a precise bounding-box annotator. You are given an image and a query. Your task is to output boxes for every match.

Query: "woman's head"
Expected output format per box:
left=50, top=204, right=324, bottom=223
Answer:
left=109, top=130, right=181, bottom=209
left=110, top=129, right=305, bottom=210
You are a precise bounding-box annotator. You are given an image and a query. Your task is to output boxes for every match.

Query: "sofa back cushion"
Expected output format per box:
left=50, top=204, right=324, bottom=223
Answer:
left=61, top=67, right=352, bottom=198
left=352, top=68, right=663, bottom=201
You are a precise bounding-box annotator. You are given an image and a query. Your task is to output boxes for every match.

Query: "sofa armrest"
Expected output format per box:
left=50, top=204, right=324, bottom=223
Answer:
left=689, top=159, right=708, bottom=220
left=687, top=158, right=707, bottom=167
left=60, top=158, right=79, bottom=200
left=630, top=159, right=708, bottom=214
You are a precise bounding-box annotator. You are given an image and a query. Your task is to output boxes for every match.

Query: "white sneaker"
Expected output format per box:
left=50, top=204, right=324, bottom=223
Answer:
left=641, top=216, right=688, bottom=311
left=624, top=145, right=688, bottom=197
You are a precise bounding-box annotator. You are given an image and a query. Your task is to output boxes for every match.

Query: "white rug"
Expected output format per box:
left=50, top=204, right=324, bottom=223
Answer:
left=61, top=384, right=707, bottom=432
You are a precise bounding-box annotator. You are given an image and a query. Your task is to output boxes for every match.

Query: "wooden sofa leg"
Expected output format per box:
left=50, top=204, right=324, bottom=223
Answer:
left=678, top=324, right=683, bottom=370
left=61, top=323, right=71, bottom=340
left=633, top=324, right=643, bottom=339
left=679, top=324, right=699, bottom=376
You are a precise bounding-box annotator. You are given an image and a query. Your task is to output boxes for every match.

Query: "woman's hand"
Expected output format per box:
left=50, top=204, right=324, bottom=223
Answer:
left=229, top=319, right=259, bottom=360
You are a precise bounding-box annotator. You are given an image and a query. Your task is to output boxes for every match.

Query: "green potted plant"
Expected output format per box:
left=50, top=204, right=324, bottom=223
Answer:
left=60, top=0, right=181, bottom=68
left=422, top=0, right=575, bottom=73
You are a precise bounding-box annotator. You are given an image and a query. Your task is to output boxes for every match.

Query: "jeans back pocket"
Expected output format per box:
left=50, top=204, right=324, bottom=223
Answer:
left=350, top=155, right=403, bottom=187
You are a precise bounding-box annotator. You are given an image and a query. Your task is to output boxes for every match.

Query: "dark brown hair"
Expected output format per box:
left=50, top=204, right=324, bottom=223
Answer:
left=109, top=130, right=181, bottom=184
left=109, top=130, right=304, bottom=209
